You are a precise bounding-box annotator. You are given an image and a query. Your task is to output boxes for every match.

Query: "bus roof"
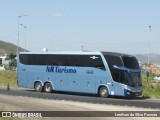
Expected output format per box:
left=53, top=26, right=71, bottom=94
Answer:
left=102, top=52, right=133, bottom=57
left=18, top=51, right=133, bottom=57
left=18, top=51, right=102, bottom=55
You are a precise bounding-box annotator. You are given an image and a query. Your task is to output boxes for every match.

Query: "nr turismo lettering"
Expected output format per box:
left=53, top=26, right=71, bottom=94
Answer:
left=46, top=66, right=77, bottom=74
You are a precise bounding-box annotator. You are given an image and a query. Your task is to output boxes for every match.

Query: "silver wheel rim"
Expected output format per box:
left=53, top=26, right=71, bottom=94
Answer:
left=36, top=85, right=41, bottom=91
left=46, top=86, right=50, bottom=92
left=101, top=89, right=107, bottom=96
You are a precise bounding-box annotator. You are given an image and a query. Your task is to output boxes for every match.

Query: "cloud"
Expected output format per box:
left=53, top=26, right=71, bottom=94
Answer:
left=41, top=12, right=64, bottom=17
left=51, top=13, right=63, bottom=17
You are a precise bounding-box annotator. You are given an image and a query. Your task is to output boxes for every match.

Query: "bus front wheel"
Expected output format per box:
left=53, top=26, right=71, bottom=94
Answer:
left=99, top=87, right=109, bottom=98
left=35, top=82, right=43, bottom=92
left=44, top=83, right=52, bottom=93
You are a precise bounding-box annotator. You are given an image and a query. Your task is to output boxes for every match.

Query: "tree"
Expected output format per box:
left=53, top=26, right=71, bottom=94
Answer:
left=4, top=53, right=17, bottom=70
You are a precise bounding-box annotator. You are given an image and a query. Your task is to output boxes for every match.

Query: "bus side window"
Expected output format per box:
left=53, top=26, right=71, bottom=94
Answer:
left=19, top=54, right=28, bottom=65
left=88, top=55, right=105, bottom=70
left=95, top=64, right=105, bottom=70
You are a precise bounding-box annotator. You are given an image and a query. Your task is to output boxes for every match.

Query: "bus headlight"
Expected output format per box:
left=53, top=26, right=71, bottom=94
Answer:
left=126, top=88, right=131, bottom=91
left=122, top=86, right=131, bottom=91
left=127, top=92, right=130, bottom=95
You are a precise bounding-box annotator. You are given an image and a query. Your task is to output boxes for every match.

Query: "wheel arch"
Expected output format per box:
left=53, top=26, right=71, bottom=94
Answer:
left=44, top=81, right=54, bottom=90
left=97, top=85, right=110, bottom=95
left=34, top=80, right=43, bottom=88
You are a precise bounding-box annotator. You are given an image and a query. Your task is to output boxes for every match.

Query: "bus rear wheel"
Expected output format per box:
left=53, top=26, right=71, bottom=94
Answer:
left=44, top=83, right=52, bottom=93
left=99, top=87, right=109, bottom=98
left=35, top=82, right=43, bottom=92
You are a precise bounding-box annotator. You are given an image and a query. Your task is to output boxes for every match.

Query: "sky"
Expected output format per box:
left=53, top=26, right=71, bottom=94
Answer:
left=0, top=0, right=160, bottom=54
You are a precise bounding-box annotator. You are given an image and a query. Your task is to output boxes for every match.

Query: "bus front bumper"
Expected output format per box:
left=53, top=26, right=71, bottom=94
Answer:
left=124, top=89, right=142, bottom=97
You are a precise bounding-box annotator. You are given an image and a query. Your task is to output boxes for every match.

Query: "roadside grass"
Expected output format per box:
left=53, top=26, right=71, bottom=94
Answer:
left=0, top=71, right=17, bottom=87
left=142, top=73, right=160, bottom=98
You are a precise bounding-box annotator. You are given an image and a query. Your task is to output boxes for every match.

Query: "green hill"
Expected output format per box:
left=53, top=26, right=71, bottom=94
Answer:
left=0, top=40, right=26, bottom=55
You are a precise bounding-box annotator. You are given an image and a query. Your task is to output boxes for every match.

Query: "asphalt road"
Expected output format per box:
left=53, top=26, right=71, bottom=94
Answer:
left=0, top=87, right=159, bottom=110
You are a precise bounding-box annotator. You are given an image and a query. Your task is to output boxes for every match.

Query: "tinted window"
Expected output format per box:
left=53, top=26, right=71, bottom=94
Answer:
left=103, top=55, right=125, bottom=83
left=103, top=55, right=123, bottom=67
left=19, top=54, right=105, bottom=70
left=28, top=54, right=48, bottom=65
left=19, top=54, right=28, bottom=65
left=122, top=56, right=139, bottom=69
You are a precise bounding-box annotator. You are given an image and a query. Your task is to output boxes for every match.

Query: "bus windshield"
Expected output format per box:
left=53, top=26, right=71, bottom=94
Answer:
left=122, top=56, right=142, bottom=86
left=103, top=53, right=141, bottom=86
left=125, top=72, right=142, bottom=86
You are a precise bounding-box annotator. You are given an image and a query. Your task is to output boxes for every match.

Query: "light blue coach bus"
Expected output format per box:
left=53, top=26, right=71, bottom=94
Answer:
left=17, top=51, right=143, bottom=98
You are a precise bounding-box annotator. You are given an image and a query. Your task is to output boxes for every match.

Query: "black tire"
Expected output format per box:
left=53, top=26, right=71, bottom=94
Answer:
left=99, top=87, right=109, bottom=98
left=35, top=82, right=43, bottom=92
left=44, top=83, right=52, bottom=93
